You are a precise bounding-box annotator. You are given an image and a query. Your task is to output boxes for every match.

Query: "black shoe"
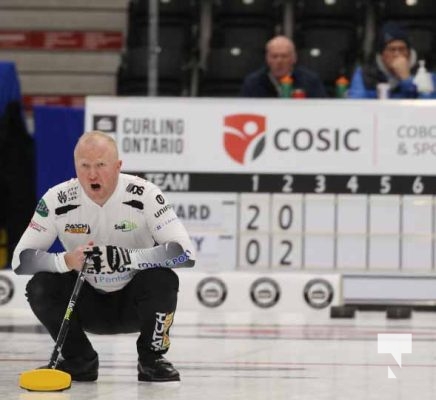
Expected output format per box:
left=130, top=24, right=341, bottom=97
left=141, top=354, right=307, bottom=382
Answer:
left=40, top=353, right=99, bottom=382
left=138, top=356, right=180, bottom=382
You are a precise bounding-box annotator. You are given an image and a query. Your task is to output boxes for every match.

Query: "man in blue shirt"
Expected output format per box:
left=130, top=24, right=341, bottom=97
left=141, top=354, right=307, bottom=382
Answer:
left=240, top=35, right=327, bottom=98
left=348, top=22, right=436, bottom=99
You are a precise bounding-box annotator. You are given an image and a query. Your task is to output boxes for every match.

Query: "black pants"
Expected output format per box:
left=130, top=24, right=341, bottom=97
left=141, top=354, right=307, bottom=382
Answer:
left=26, top=268, right=179, bottom=362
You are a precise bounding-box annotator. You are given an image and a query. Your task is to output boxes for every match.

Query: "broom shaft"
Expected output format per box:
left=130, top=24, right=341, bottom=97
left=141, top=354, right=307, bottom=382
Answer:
left=47, top=264, right=88, bottom=369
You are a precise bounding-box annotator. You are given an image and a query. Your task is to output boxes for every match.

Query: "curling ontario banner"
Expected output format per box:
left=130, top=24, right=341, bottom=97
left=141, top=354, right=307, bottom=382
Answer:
left=85, top=96, right=436, bottom=175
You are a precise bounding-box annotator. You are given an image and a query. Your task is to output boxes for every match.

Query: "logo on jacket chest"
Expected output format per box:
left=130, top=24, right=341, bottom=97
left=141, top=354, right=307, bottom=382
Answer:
left=57, top=187, right=79, bottom=204
left=64, top=223, right=91, bottom=234
left=126, top=184, right=144, bottom=195
left=114, top=220, right=138, bottom=232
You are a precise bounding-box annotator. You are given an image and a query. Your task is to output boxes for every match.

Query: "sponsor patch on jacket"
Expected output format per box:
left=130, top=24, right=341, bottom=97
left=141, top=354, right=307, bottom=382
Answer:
left=64, top=223, right=91, bottom=234
left=126, top=183, right=144, bottom=195
left=36, top=199, right=49, bottom=217
left=114, top=220, right=137, bottom=232
left=154, top=217, right=177, bottom=232
left=29, top=220, right=47, bottom=232
left=57, top=186, right=78, bottom=204
left=154, top=204, right=172, bottom=218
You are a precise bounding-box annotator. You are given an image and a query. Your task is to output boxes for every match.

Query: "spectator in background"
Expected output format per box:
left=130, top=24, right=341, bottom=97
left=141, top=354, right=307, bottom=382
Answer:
left=240, top=35, right=327, bottom=98
left=348, top=22, right=436, bottom=99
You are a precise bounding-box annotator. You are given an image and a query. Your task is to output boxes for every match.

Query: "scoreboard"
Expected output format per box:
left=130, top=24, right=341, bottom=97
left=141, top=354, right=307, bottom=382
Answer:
left=85, top=97, right=436, bottom=277
left=131, top=172, right=434, bottom=273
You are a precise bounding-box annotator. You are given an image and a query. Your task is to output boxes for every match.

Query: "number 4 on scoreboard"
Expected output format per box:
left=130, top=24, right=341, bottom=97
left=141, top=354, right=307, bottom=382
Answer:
left=347, top=176, right=358, bottom=193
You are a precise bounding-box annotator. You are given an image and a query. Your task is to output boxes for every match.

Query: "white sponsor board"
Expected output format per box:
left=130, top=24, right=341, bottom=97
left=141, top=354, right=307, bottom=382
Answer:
left=178, top=270, right=341, bottom=317
left=84, top=97, right=436, bottom=302
left=85, top=97, right=436, bottom=175
left=0, top=270, right=341, bottom=319
left=0, top=271, right=39, bottom=323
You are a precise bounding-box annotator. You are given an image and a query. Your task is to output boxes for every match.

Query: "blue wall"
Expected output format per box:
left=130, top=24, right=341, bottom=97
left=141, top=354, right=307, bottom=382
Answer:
left=34, top=105, right=84, bottom=198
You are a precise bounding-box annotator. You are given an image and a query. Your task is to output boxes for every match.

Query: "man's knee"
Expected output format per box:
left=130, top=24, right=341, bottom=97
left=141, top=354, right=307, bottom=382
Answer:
left=26, top=272, right=72, bottom=306
left=26, top=272, right=55, bottom=299
left=148, top=269, right=179, bottom=290
left=132, top=269, right=179, bottom=294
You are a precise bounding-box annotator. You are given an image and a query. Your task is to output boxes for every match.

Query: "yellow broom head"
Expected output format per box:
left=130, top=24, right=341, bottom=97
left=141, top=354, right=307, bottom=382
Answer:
left=19, top=368, right=71, bottom=391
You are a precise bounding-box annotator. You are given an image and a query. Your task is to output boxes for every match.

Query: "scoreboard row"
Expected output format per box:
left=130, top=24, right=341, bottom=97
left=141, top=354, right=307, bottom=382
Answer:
left=132, top=172, right=435, bottom=195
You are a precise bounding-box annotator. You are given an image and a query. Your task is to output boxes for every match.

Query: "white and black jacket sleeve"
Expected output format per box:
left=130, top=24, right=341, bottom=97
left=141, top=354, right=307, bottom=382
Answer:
left=12, top=194, right=69, bottom=275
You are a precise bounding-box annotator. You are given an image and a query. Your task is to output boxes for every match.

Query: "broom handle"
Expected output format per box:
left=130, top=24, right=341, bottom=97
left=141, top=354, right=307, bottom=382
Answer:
left=48, top=255, right=92, bottom=369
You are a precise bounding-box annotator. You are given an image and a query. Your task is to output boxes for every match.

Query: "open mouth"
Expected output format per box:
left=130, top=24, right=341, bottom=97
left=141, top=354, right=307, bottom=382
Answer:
left=90, top=183, right=101, bottom=191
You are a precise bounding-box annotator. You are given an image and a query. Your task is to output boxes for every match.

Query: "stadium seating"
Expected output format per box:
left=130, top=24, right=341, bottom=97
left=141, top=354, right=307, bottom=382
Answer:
left=117, top=44, right=191, bottom=96
left=0, top=0, right=126, bottom=110
left=119, top=0, right=198, bottom=96
left=198, top=46, right=265, bottom=96
left=1, top=0, right=435, bottom=100
left=375, top=0, right=436, bottom=19
left=196, top=0, right=285, bottom=96
left=297, top=47, right=349, bottom=97
left=293, top=0, right=365, bottom=86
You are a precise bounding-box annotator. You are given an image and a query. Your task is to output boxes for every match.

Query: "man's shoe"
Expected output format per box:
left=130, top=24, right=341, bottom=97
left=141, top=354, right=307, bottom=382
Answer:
left=138, top=356, right=180, bottom=382
left=40, top=353, right=99, bottom=382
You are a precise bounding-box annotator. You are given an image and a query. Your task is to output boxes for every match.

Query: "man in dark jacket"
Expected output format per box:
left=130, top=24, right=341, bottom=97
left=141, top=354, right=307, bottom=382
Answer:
left=348, top=22, right=436, bottom=99
left=240, top=35, right=327, bottom=98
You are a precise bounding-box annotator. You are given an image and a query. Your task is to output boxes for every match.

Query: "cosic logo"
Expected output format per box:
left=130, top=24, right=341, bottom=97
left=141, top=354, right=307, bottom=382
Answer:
left=92, top=115, right=117, bottom=133
left=274, top=128, right=360, bottom=152
left=223, top=114, right=266, bottom=164
left=0, top=275, right=14, bottom=306
left=196, top=277, right=227, bottom=308
left=126, top=184, right=144, bottom=195
left=303, top=278, right=334, bottom=309
left=250, top=277, right=280, bottom=308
